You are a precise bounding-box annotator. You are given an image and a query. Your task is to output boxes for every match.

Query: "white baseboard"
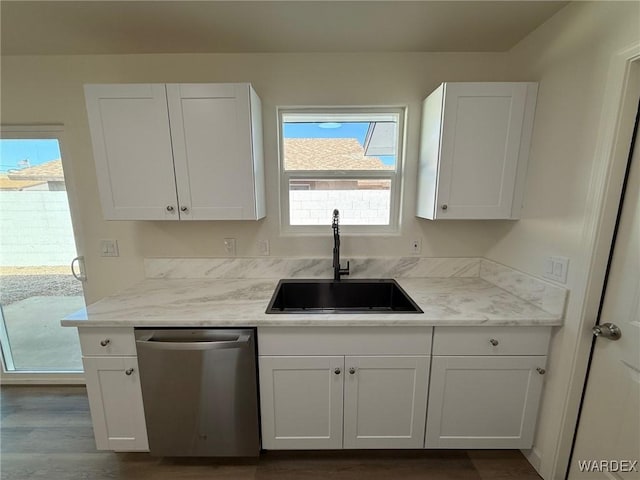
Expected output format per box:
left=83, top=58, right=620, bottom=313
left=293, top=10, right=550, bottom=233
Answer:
left=523, top=447, right=543, bottom=476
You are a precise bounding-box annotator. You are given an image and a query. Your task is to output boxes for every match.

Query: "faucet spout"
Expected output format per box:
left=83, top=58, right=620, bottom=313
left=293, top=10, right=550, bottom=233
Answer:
left=332, top=209, right=350, bottom=281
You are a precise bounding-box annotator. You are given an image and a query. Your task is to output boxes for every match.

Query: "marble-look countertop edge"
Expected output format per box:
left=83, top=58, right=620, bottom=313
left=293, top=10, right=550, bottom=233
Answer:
left=60, top=277, right=564, bottom=328
left=61, top=319, right=563, bottom=327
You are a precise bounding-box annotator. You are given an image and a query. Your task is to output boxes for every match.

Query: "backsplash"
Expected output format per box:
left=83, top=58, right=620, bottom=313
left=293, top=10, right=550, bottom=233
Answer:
left=144, top=256, right=568, bottom=318
left=144, top=257, right=480, bottom=280
left=479, top=259, right=568, bottom=317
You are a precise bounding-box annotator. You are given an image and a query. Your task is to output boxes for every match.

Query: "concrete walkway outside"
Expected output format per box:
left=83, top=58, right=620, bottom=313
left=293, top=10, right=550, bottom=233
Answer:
left=2, top=296, right=84, bottom=371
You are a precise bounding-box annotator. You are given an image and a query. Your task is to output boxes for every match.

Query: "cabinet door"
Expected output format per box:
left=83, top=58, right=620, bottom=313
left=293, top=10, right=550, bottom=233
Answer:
left=82, top=356, right=149, bottom=451
left=425, top=355, right=546, bottom=449
left=84, top=84, right=179, bottom=220
left=167, top=83, right=261, bottom=220
left=259, top=356, right=344, bottom=449
left=343, top=356, right=429, bottom=449
left=436, top=83, right=529, bottom=219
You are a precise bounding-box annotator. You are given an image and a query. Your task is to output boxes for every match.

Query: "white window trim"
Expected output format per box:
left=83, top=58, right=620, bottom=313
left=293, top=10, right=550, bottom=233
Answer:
left=278, top=106, right=406, bottom=236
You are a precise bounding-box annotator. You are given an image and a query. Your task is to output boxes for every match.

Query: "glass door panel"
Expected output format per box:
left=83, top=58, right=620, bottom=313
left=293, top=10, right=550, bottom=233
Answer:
left=0, top=136, right=84, bottom=371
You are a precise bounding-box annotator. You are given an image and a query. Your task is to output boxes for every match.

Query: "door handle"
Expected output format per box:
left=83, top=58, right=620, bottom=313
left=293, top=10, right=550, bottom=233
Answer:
left=71, top=256, right=87, bottom=282
left=592, top=322, right=621, bottom=340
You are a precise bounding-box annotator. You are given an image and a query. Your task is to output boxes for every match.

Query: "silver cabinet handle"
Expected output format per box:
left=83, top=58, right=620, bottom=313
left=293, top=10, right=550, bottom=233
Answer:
left=349, top=367, right=356, bottom=375
left=441, top=204, right=448, bottom=210
left=125, top=368, right=134, bottom=376
left=592, top=323, right=621, bottom=340
left=180, top=206, right=189, bottom=212
left=166, top=205, right=175, bottom=212
left=334, top=368, right=341, bottom=375
left=100, top=339, right=110, bottom=347
left=536, top=367, right=546, bottom=375
left=489, top=338, right=499, bottom=346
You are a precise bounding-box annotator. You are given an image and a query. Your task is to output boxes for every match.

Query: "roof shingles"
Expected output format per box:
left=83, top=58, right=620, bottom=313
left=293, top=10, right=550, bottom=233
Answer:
left=284, top=138, right=393, bottom=171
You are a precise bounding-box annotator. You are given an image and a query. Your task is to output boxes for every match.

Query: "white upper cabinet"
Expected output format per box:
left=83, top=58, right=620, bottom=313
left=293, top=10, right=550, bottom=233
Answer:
left=84, top=83, right=266, bottom=221
left=416, top=82, right=537, bottom=220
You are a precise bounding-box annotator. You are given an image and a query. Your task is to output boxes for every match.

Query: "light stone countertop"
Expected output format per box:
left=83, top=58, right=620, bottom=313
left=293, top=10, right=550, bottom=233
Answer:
left=61, top=276, right=563, bottom=328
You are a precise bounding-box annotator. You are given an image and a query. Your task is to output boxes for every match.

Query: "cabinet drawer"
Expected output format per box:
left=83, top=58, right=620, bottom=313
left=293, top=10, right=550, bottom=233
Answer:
left=258, top=327, right=432, bottom=356
left=79, top=327, right=137, bottom=356
left=432, top=326, right=551, bottom=356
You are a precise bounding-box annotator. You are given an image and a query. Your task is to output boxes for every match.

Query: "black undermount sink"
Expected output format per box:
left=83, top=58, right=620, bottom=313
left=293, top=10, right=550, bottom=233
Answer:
left=266, top=279, right=423, bottom=314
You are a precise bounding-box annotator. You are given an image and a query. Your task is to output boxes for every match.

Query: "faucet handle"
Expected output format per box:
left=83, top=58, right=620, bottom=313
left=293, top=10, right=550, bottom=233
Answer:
left=341, top=261, right=350, bottom=276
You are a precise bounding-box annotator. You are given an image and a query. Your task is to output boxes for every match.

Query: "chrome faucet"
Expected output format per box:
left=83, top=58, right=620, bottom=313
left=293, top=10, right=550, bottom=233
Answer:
left=332, top=209, right=350, bottom=281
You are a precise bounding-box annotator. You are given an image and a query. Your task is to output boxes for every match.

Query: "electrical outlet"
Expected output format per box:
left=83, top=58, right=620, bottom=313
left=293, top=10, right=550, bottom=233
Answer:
left=258, top=239, right=270, bottom=256
left=223, top=238, right=237, bottom=256
left=543, top=256, right=569, bottom=284
left=100, top=239, right=119, bottom=257
left=411, top=238, right=422, bottom=255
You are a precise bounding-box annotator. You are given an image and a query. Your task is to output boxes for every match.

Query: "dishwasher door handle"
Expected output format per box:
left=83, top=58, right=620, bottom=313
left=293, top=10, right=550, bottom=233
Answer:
left=136, top=334, right=251, bottom=351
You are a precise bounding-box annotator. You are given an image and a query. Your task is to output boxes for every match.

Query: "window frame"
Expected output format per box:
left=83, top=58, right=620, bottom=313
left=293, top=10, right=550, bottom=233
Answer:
left=278, top=106, right=406, bottom=236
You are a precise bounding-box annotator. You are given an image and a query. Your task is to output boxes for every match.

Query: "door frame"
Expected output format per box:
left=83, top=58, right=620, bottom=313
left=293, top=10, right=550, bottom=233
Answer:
left=549, top=43, right=640, bottom=479
left=0, top=124, right=86, bottom=384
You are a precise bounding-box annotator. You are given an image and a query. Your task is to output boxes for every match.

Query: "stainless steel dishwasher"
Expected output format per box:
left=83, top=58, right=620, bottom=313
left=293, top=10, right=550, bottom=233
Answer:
left=134, top=328, right=260, bottom=457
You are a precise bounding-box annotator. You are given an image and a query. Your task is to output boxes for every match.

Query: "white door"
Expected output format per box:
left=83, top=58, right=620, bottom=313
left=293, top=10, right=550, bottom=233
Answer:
left=569, top=124, right=640, bottom=479
left=82, top=356, right=149, bottom=451
left=259, top=356, right=344, bottom=449
left=437, top=83, right=528, bottom=219
left=166, top=83, right=257, bottom=220
left=343, top=356, right=429, bottom=449
left=425, top=355, right=546, bottom=449
left=84, top=84, right=179, bottom=220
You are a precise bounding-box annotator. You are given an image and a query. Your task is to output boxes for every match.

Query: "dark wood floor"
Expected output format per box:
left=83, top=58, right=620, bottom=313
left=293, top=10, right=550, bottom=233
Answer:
left=0, top=386, right=542, bottom=480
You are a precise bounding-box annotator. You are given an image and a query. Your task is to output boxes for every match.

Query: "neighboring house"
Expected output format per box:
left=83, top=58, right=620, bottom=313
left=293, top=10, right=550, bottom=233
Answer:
left=1, top=159, right=65, bottom=191
left=284, top=138, right=392, bottom=191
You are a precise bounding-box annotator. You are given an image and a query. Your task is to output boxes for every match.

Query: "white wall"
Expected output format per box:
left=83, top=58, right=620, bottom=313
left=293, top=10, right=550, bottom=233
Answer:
left=492, top=2, right=640, bottom=478
left=0, top=52, right=510, bottom=303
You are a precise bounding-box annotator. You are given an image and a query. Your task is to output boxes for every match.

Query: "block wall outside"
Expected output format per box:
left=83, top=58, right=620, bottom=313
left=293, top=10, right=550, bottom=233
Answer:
left=0, top=191, right=77, bottom=267
left=289, top=190, right=390, bottom=225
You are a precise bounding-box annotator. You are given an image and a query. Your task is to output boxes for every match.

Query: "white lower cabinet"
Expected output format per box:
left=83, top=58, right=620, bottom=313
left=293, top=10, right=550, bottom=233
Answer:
left=259, top=356, right=344, bottom=449
left=343, top=356, right=429, bottom=449
left=78, top=327, right=149, bottom=452
left=258, top=326, right=433, bottom=450
left=259, top=355, right=429, bottom=450
left=425, top=326, right=550, bottom=449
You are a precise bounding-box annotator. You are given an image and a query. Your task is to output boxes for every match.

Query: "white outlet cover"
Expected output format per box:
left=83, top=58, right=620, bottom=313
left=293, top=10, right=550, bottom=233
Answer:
left=411, top=238, right=422, bottom=255
left=223, top=238, right=237, bottom=256
left=258, top=239, right=270, bottom=256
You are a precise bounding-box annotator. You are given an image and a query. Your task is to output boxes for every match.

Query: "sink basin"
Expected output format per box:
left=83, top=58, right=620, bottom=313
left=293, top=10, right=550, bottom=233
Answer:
left=266, top=279, right=423, bottom=314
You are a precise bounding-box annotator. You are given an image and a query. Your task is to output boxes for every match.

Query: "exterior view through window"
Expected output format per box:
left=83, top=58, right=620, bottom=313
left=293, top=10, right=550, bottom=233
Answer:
left=280, top=110, right=403, bottom=231
left=0, top=132, right=85, bottom=373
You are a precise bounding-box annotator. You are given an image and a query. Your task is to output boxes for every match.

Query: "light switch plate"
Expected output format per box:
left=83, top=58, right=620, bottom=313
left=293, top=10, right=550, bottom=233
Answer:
left=100, top=239, right=119, bottom=257
left=543, top=256, right=569, bottom=284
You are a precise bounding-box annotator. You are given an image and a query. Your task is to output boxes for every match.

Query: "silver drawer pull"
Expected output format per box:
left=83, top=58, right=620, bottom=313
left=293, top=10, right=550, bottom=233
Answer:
left=125, top=368, right=134, bottom=376
left=489, top=338, right=499, bottom=346
left=334, top=368, right=341, bottom=375
left=536, top=367, right=546, bottom=375
left=349, top=367, right=356, bottom=375
left=100, top=339, right=110, bottom=347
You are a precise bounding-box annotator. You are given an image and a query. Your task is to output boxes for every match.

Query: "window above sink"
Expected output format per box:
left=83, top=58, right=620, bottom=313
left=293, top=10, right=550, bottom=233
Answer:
left=278, top=108, right=405, bottom=235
